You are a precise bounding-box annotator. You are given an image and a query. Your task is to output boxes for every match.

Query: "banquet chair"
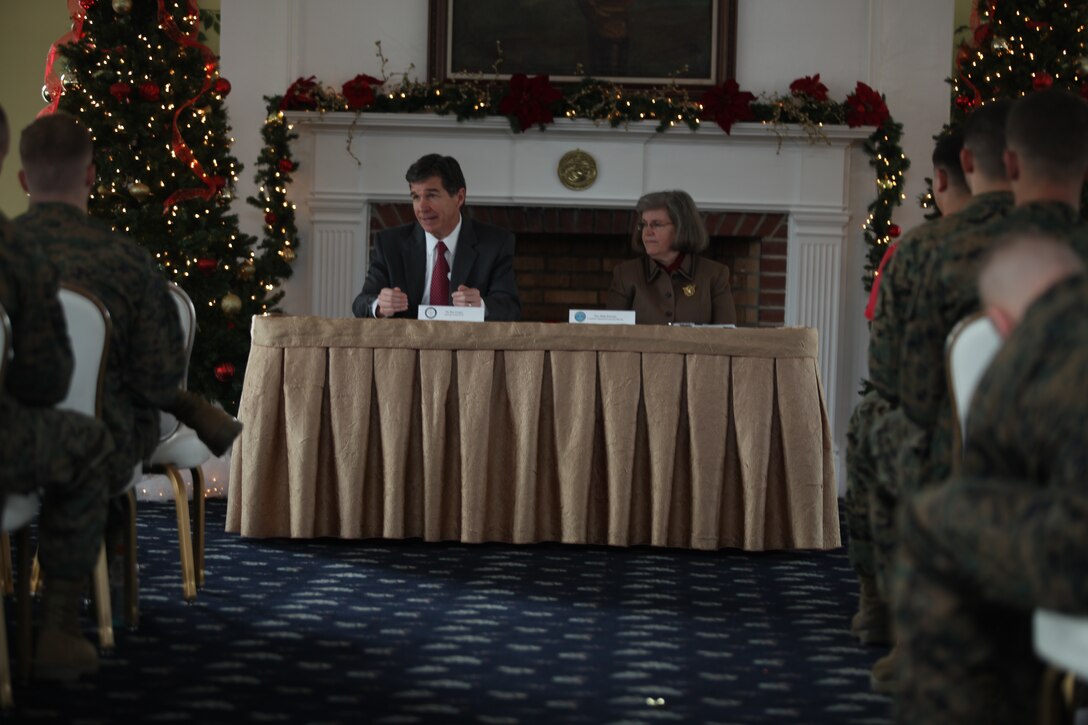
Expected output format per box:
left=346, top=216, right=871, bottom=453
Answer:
left=0, top=287, right=115, bottom=705
left=944, top=312, right=1002, bottom=466
left=120, top=282, right=209, bottom=622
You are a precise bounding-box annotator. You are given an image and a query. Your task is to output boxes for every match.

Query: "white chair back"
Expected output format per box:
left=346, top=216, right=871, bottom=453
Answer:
left=945, top=312, right=1002, bottom=462
left=57, top=284, right=112, bottom=418
left=0, top=304, right=33, bottom=533
left=159, top=284, right=197, bottom=440
left=0, top=303, right=9, bottom=389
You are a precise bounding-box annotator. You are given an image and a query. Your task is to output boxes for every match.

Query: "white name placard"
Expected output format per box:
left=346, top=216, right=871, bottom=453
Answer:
left=418, top=305, right=486, bottom=322
left=568, top=309, right=636, bottom=325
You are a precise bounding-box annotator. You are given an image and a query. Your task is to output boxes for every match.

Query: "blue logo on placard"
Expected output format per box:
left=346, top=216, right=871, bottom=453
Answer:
left=574, top=311, right=587, bottom=322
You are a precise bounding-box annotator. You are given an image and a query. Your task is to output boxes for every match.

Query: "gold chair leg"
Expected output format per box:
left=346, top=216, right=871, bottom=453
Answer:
left=123, top=489, right=139, bottom=629
left=13, top=530, right=31, bottom=686
left=28, top=555, right=40, bottom=597
left=164, top=466, right=197, bottom=601
left=191, top=466, right=205, bottom=589
left=0, top=591, right=12, bottom=710
left=91, top=543, right=114, bottom=652
left=0, top=533, right=12, bottom=596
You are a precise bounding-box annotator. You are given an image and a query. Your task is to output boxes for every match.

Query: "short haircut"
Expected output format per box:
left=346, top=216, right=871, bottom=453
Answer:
left=932, top=127, right=967, bottom=190
left=631, top=190, right=708, bottom=255
left=19, top=112, right=94, bottom=195
left=961, top=98, right=1011, bottom=179
left=0, top=103, right=8, bottom=157
left=1006, top=89, right=1088, bottom=183
left=405, top=154, right=466, bottom=196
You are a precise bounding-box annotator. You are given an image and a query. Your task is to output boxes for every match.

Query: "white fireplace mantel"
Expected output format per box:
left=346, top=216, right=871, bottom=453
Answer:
left=287, top=111, right=870, bottom=455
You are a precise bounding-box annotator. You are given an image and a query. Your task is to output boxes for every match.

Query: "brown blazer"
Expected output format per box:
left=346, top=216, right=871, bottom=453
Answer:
left=607, top=254, right=736, bottom=325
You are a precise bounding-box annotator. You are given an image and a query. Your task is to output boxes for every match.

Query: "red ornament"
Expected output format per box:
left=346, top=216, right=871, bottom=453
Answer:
left=196, top=258, right=217, bottom=274
left=138, top=82, right=161, bottom=102
left=888, top=224, right=901, bottom=238
left=277, top=158, right=296, bottom=174
left=214, top=77, right=232, bottom=96
left=498, top=73, right=564, bottom=131
left=214, top=362, right=236, bottom=383
left=342, top=73, right=382, bottom=111
left=700, top=79, right=756, bottom=135
left=109, top=82, right=133, bottom=102
left=79, top=0, right=96, bottom=10
left=972, top=22, right=991, bottom=48
left=1033, top=72, right=1054, bottom=91
left=264, top=211, right=277, bottom=226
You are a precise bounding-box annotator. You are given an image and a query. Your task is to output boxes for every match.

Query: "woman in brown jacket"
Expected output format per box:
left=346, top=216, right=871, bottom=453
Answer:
left=607, top=190, right=736, bottom=325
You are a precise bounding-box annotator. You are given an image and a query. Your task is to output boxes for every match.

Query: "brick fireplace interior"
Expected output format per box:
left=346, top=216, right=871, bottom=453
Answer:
left=370, top=204, right=787, bottom=326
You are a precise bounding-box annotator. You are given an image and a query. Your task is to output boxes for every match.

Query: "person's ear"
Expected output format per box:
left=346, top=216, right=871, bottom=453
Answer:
left=986, top=304, right=1015, bottom=339
left=18, top=169, right=28, bottom=194
left=455, top=188, right=466, bottom=209
left=959, top=147, right=976, bottom=176
left=934, top=167, right=949, bottom=193
left=1003, top=148, right=1020, bottom=182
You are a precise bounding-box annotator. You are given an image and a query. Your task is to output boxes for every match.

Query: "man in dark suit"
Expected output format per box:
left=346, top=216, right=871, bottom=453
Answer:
left=352, top=154, right=521, bottom=321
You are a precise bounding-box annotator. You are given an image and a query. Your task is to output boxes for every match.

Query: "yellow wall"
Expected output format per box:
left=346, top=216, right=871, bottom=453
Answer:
left=0, top=1, right=220, bottom=217
left=0, top=3, right=71, bottom=216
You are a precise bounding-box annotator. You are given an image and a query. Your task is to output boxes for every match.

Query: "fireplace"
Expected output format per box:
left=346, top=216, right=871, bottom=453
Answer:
left=287, top=111, right=871, bottom=489
left=370, top=204, right=788, bottom=325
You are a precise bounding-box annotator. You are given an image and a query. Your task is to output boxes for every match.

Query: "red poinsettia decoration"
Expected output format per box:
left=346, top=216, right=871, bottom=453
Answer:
left=972, top=22, right=992, bottom=48
left=845, top=82, right=890, bottom=128
left=342, top=73, right=383, bottom=111
left=789, top=74, right=829, bottom=102
left=280, top=76, right=319, bottom=110
left=498, top=74, right=563, bottom=131
left=1033, top=72, right=1054, bottom=91
left=700, top=79, right=755, bottom=134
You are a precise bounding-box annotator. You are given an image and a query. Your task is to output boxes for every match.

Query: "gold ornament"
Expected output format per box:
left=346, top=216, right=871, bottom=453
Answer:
left=127, top=181, right=152, bottom=202
left=112, top=0, right=133, bottom=14
left=41, top=84, right=53, bottom=104
left=220, top=292, right=242, bottom=315
left=991, top=36, right=1009, bottom=52
left=557, top=149, right=598, bottom=191
left=60, top=73, right=79, bottom=92
left=682, top=284, right=696, bottom=298
left=281, top=247, right=296, bottom=263
left=96, top=184, right=109, bottom=196
left=238, top=261, right=256, bottom=280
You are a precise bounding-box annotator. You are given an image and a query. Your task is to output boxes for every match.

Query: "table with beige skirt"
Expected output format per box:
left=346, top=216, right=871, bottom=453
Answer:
left=226, top=317, right=840, bottom=551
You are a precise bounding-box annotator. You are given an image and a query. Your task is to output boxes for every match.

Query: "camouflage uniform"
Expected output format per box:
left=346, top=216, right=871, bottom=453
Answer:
left=894, top=274, right=1088, bottom=724
left=0, top=212, right=113, bottom=579
left=1003, top=200, right=1088, bottom=259
left=15, top=202, right=184, bottom=495
left=864, top=191, right=1014, bottom=593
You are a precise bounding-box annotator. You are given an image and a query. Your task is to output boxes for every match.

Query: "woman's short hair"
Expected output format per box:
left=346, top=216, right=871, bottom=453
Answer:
left=630, top=190, right=708, bottom=254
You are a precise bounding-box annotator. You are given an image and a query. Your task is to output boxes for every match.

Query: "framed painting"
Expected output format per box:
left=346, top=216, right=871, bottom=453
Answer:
left=427, top=0, right=738, bottom=87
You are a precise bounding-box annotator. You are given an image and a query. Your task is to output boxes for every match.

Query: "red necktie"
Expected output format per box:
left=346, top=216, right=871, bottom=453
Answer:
left=430, top=240, right=450, bottom=305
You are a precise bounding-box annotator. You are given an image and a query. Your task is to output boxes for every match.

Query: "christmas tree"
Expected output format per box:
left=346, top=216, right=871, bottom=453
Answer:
left=44, top=0, right=294, bottom=413
left=950, top=0, right=1088, bottom=209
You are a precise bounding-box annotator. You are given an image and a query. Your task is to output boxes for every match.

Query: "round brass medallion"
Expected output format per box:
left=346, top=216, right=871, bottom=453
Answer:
left=557, top=149, right=598, bottom=191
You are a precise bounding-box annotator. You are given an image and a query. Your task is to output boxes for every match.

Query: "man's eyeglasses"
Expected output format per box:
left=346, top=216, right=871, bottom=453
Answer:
left=636, top=221, right=674, bottom=232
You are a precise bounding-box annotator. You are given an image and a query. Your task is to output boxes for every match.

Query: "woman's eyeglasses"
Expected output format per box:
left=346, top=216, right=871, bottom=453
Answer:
left=636, top=221, right=674, bottom=232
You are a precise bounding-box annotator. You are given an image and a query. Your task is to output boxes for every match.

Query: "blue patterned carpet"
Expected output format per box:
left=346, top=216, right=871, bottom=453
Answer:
left=7, top=500, right=891, bottom=724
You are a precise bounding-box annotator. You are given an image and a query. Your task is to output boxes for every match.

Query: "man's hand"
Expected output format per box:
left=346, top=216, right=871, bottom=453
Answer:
left=452, top=284, right=482, bottom=307
left=376, top=287, right=409, bottom=317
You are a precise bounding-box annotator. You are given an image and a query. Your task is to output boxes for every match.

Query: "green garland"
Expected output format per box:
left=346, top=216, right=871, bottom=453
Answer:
left=250, top=75, right=908, bottom=292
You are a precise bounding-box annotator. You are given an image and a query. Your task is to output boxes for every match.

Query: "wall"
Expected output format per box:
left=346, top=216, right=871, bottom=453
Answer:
left=0, top=3, right=71, bottom=215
